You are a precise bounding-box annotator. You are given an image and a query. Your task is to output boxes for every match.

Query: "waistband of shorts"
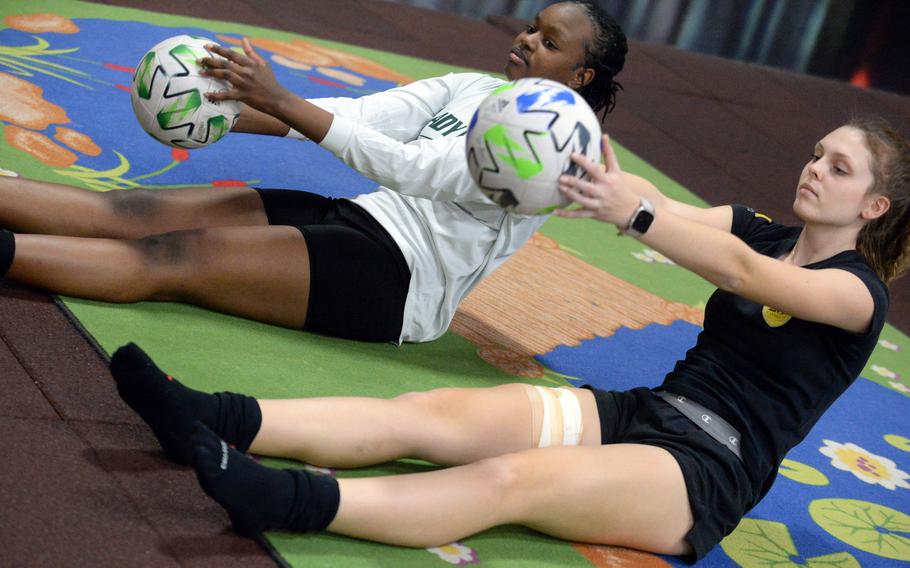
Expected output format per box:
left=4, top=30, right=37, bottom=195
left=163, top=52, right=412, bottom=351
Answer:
left=654, top=390, right=743, bottom=462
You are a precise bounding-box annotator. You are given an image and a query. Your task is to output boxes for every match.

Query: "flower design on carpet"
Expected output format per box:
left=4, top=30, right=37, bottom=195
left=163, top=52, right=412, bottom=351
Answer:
left=819, top=440, right=910, bottom=490
left=0, top=166, right=18, bottom=177
left=878, top=339, right=901, bottom=351
left=631, top=247, right=674, bottom=265
left=426, top=542, right=478, bottom=565
left=870, top=364, right=900, bottom=380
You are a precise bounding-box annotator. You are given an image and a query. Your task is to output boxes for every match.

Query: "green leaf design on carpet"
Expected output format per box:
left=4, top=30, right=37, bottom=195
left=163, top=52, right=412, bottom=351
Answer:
left=720, top=518, right=860, bottom=567
left=809, top=499, right=910, bottom=561
left=884, top=434, right=910, bottom=452
left=778, top=459, right=830, bottom=486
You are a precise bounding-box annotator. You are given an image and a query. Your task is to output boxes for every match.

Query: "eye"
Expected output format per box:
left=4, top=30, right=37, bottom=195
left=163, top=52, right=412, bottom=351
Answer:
left=525, top=24, right=537, bottom=34
left=543, top=38, right=558, bottom=49
left=834, top=165, right=848, bottom=176
left=809, top=154, right=820, bottom=162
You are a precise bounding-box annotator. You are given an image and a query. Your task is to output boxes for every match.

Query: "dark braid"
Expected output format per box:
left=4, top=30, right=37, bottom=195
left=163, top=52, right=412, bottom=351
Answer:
left=570, top=1, right=628, bottom=117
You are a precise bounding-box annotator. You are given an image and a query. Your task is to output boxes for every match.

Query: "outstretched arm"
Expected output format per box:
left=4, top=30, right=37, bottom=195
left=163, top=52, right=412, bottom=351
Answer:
left=200, top=39, right=333, bottom=142
left=622, top=172, right=733, bottom=231
left=557, top=135, right=875, bottom=333
left=231, top=105, right=291, bottom=136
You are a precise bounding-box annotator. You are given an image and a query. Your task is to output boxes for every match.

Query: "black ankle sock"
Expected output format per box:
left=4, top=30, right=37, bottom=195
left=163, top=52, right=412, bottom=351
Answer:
left=191, top=422, right=340, bottom=537
left=0, top=230, right=15, bottom=276
left=110, top=342, right=262, bottom=465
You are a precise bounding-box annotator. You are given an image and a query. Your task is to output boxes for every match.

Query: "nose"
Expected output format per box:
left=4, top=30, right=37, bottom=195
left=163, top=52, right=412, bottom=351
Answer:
left=807, top=159, right=822, bottom=179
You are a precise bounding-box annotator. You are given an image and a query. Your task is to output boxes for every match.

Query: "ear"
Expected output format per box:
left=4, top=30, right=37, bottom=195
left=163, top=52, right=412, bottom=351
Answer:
left=568, top=67, right=595, bottom=90
left=862, top=193, right=891, bottom=221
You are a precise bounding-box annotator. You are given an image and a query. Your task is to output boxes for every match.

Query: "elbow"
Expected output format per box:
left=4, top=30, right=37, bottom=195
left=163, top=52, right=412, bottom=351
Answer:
left=717, top=272, right=745, bottom=293
left=712, top=248, right=753, bottom=293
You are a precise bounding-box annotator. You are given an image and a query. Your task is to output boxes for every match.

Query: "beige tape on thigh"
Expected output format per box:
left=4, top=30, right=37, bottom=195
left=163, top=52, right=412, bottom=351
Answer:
left=534, top=386, right=583, bottom=448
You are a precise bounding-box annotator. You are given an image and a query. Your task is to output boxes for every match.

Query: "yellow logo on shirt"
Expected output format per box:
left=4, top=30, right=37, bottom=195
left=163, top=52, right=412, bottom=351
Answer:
left=762, top=305, right=792, bottom=327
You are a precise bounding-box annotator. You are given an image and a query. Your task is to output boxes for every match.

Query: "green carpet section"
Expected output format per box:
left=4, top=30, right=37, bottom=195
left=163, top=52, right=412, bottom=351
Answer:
left=63, top=298, right=553, bottom=398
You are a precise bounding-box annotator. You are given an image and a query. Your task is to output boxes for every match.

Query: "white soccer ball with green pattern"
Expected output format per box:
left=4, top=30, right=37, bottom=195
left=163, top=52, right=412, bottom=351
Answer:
left=466, top=78, right=602, bottom=215
left=131, top=35, right=241, bottom=149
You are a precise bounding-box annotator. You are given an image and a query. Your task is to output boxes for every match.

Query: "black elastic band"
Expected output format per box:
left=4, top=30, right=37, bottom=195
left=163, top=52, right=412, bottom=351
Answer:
left=655, top=390, right=743, bottom=461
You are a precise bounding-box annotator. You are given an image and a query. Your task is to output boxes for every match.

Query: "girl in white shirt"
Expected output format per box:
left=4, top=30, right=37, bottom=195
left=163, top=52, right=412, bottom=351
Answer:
left=0, top=1, right=627, bottom=342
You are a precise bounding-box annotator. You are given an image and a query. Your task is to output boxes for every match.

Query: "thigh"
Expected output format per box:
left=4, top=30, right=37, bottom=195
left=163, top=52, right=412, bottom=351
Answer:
left=105, top=186, right=269, bottom=236
left=156, top=222, right=408, bottom=340
left=398, top=384, right=600, bottom=465
left=154, top=225, right=312, bottom=328
left=511, top=443, right=694, bottom=556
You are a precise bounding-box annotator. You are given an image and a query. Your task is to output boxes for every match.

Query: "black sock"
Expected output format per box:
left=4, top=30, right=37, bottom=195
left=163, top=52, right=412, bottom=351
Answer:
left=191, top=422, right=340, bottom=537
left=110, top=342, right=262, bottom=465
left=0, top=229, right=15, bottom=276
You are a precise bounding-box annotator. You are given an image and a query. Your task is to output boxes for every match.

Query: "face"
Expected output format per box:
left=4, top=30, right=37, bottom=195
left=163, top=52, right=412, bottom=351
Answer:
left=793, top=126, right=881, bottom=227
left=504, top=2, right=594, bottom=89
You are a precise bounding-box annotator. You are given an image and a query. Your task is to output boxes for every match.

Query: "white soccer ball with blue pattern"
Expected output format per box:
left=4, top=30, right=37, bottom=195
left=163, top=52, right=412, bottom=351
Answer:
left=466, top=77, right=602, bottom=215
left=131, top=35, right=242, bottom=149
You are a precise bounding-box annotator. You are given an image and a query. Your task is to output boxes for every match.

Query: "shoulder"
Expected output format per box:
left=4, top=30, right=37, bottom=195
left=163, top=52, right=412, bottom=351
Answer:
left=730, top=205, right=799, bottom=246
left=436, top=72, right=505, bottom=93
left=827, top=253, right=890, bottom=333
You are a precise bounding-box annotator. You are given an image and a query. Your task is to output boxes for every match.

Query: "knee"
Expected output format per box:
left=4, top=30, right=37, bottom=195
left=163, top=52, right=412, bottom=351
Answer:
left=392, top=389, right=461, bottom=422
left=132, top=231, right=203, bottom=267
left=473, top=453, right=524, bottom=499
left=102, top=189, right=164, bottom=236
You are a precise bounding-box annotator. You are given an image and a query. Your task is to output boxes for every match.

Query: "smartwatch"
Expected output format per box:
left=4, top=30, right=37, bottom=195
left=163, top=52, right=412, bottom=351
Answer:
left=623, top=197, right=655, bottom=237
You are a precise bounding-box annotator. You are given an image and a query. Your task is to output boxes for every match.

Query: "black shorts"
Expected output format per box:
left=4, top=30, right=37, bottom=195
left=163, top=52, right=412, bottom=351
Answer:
left=255, top=188, right=410, bottom=342
left=589, top=386, right=755, bottom=562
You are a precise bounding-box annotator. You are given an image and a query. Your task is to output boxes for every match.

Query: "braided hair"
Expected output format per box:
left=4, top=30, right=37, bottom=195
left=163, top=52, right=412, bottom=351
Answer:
left=570, top=1, right=628, bottom=117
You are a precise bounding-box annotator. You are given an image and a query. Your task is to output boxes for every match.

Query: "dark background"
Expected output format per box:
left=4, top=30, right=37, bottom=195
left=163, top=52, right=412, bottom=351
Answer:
left=387, top=0, right=910, bottom=95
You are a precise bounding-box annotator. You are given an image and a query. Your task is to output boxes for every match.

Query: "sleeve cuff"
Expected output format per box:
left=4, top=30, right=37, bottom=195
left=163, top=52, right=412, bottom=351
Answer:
left=285, top=127, right=308, bottom=140
left=318, top=114, right=355, bottom=153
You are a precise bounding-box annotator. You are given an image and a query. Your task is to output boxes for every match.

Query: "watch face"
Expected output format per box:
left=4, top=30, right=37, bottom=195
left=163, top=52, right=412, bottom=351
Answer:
left=631, top=209, right=655, bottom=234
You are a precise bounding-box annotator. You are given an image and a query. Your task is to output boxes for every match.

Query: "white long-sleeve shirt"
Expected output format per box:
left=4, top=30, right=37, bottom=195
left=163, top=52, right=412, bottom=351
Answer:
left=290, top=73, right=549, bottom=343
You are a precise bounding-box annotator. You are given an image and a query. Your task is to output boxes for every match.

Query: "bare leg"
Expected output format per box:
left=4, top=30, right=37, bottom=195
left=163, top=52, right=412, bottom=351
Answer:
left=251, top=385, right=601, bottom=467
left=0, top=176, right=267, bottom=237
left=8, top=226, right=311, bottom=327
left=191, top=384, right=693, bottom=554
left=330, top=444, right=693, bottom=555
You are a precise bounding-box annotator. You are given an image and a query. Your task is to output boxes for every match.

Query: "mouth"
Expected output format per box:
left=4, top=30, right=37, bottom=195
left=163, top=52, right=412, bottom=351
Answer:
left=798, top=183, right=817, bottom=197
left=509, top=47, right=527, bottom=65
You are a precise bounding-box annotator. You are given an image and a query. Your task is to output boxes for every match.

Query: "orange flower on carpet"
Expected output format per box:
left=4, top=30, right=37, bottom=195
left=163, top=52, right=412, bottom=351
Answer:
left=53, top=127, right=101, bottom=156
left=5, top=126, right=77, bottom=168
left=0, top=72, right=70, bottom=130
left=4, top=13, right=79, bottom=34
left=215, top=35, right=411, bottom=84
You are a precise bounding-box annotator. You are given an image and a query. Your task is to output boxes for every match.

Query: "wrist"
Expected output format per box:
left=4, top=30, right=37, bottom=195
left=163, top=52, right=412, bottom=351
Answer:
left=621, top=196, right=655, bottom=237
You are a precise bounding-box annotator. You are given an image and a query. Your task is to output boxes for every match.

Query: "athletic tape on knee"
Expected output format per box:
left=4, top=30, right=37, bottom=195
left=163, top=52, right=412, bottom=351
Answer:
left=534, top=386, right=583, bottom=448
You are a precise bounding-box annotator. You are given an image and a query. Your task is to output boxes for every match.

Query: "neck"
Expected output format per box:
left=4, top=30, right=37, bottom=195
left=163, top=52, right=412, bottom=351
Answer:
left=788, top=223, right=860, bottom=265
